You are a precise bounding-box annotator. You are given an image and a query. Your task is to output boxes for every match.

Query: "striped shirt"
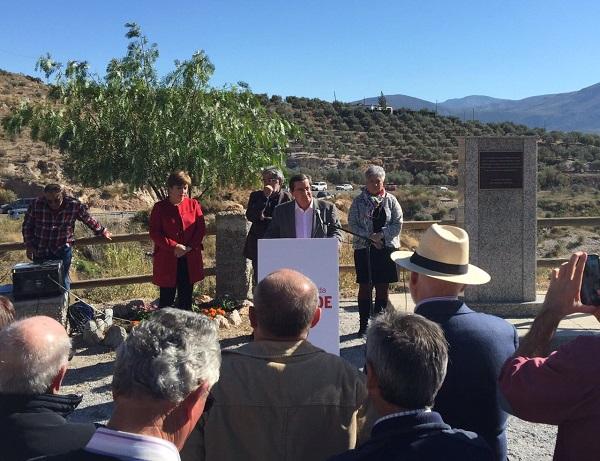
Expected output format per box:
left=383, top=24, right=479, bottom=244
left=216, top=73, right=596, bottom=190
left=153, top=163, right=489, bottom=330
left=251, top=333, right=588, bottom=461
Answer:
left=22, top=196, right=105, bottom=258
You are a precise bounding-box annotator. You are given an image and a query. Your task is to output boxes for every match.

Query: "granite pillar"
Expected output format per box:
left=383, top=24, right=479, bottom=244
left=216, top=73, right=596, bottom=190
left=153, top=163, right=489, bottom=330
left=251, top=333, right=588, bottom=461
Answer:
left=457, top=137, right=542, bottom=316
left=215, top=211, right=252, bottom=301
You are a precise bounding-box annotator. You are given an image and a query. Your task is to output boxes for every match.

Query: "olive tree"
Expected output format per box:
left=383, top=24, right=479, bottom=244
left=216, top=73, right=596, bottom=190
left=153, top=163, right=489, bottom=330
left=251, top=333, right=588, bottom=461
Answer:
left=2, top=23, right=298, bottom=199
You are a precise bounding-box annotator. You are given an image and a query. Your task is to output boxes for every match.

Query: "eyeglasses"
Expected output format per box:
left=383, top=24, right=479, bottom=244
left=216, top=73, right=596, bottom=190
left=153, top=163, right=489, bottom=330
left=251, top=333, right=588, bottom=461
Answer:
left=262, top=177, right=279, bottom=183
left=46, top=198, right=63, bottom=205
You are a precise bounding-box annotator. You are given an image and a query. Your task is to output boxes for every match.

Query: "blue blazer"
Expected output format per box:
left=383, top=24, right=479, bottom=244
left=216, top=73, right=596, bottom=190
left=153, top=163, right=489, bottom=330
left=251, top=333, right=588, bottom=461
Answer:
left=415, top=300, right=518, bottom=461
left=329, top=410, right=493, bottom=461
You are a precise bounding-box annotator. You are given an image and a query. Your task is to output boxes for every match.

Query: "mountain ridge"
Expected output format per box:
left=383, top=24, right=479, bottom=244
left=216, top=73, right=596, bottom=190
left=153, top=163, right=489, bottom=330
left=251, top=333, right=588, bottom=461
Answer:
left=353, top=82, right=600, bottom=133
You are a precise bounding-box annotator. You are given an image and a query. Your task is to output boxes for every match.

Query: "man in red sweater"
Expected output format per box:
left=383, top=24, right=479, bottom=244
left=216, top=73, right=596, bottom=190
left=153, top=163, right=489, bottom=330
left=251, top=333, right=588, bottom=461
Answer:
left=499, top=252, right=600, bottom=461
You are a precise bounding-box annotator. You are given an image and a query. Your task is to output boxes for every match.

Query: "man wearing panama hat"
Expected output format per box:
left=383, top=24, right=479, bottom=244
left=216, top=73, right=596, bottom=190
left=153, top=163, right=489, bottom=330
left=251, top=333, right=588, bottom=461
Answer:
left=391, top=224, right=518, bottom=461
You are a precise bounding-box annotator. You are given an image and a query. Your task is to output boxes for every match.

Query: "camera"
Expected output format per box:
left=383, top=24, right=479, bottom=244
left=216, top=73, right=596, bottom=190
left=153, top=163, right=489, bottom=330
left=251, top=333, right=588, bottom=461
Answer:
left=580, top=253, right=600, bottom=306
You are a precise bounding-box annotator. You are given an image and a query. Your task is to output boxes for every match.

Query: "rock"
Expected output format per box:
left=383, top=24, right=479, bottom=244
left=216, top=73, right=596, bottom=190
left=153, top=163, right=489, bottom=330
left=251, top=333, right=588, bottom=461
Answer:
left=103, top=325, right=127, bottom=350
left=240, top=300, right=253, bottom=309
left=215, top=315, right=229, bottom=329
left=126, top=299, right=145, bottom=310
left=104, top=308, right=113, bottom=327
left=112, top=303, right=130, bottom=319
left=96, top=319, right=109, bottom=334
left=195, top=295, right=212, bottom=304
left=227, top=309, right=242, bottom=326
left=82, top=320, right=104, bottom=345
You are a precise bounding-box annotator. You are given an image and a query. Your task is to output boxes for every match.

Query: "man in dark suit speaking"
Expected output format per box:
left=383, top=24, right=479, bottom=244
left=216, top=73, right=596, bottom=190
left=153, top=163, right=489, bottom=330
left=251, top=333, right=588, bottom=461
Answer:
left=264, top=173, right=342, bottom=242
left=391, top=224, right=518, bottom=461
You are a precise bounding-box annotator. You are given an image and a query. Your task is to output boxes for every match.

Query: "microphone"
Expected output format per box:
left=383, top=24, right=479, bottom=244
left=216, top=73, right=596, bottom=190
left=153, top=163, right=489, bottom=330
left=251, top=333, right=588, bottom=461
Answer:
left=315, top=208, right=325, bottom=233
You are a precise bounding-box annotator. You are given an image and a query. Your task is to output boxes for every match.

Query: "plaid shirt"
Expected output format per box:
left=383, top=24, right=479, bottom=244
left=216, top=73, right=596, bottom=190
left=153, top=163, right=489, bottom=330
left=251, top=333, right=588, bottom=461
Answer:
left=22, top=195, right=105, bottom=258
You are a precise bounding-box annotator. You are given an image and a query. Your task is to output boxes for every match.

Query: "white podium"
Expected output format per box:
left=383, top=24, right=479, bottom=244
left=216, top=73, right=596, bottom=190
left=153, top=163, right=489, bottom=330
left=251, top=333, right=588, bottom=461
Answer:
left=258, top=238, right=340, bottom=355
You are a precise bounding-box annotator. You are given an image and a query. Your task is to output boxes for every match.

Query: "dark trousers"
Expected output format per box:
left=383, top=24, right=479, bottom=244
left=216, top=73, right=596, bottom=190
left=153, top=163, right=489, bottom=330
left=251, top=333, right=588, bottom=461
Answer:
left=34, top=245, right=72, bottom=291
left=251, top=257, right=258, bottom=288
left=159, top=257, right=193, bottom=310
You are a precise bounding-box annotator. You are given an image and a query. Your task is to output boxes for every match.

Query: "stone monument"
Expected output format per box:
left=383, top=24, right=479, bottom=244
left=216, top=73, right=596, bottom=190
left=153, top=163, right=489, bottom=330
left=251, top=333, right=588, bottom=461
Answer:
left=457, top=136, right=542, bottom=316
left=215, top=211, right=252, bottom=300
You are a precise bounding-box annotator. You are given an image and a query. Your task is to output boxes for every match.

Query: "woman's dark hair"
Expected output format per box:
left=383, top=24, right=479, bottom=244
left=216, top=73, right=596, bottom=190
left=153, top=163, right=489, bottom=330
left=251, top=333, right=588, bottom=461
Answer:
left=167, top=171, right=192, bottom=188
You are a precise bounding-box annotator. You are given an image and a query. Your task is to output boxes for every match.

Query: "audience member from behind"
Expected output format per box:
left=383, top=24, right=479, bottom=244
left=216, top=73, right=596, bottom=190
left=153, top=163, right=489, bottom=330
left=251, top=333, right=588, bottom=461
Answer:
left=0, top=316, right=95, bottom=461
left=0, top=295, right=15, bottom=329
left=499, top=252, right=600, bottom=461
left=38, top=308, right=221, bottom=461
left=391, top=224, right=517, bottom=461
left=182, top=269, right=372, bottom=461
left=330, top=311, right=493, bottom=460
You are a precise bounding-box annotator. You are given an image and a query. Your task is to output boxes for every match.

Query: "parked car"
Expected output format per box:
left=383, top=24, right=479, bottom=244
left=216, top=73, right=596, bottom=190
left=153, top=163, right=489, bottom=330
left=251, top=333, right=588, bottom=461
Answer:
left=384, top=184, right=397, bottom=191
left=316, top=190, right=334, bottom=199
left=335, top=183, right=353, bottom=191
left=311, top=181, right=328, bottom=191
left=1, top=197, right=35, bottom=214
left=8, top=207, right=28, bottom=219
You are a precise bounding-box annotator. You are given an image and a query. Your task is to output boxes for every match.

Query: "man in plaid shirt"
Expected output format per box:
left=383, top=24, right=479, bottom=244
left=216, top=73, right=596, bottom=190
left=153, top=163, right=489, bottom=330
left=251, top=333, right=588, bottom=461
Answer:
left=22, top=184, right=112, bottom=290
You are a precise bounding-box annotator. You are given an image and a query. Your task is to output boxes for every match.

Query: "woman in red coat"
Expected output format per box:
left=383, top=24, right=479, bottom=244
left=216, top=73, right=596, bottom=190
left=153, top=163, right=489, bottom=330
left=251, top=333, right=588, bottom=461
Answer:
left=149, top=171, right=205, bottom=309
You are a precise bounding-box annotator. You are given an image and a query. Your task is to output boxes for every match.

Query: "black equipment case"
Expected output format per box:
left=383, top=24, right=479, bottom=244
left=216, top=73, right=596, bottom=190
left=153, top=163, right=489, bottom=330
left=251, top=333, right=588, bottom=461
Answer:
left=12, top=261, right=64, bottom=300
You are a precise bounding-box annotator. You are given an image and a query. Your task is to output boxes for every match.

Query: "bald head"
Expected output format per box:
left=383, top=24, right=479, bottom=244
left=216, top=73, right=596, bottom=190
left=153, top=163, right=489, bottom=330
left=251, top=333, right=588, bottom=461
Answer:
left=253, top=269, right=319, bottom=338
left=0, top=316, right=71, bottom=394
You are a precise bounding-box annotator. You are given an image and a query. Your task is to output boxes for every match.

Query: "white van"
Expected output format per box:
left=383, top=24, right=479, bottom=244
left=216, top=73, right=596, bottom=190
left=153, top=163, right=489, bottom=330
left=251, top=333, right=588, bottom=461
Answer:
left=311, top=181, right=328, bottom=191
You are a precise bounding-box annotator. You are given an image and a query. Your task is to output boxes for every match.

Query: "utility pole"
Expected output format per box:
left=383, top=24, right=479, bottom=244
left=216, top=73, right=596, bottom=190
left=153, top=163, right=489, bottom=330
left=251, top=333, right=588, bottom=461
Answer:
left=472, top=108, right=475, bottom=121
left=334, top=91, right=337, bottom=102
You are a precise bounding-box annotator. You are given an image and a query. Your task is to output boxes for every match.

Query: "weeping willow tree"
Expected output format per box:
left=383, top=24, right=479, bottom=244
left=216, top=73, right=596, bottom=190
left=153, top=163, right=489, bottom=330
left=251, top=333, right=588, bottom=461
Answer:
left=2, top=23, right=298, bottom=199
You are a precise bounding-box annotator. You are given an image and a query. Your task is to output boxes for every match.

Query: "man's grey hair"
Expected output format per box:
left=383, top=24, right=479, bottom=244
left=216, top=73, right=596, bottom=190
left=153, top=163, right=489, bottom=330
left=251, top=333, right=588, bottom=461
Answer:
left=112, top=308, right=221, bottom=403
left=366, top=311, right=448, bottom=409
left=253, top=269, right=318, bottom=337
left=365, top=165, right=385, bottom=181
left=0, top=321, right=71, bottom=394
left=262, top=166, right=285, bottom=184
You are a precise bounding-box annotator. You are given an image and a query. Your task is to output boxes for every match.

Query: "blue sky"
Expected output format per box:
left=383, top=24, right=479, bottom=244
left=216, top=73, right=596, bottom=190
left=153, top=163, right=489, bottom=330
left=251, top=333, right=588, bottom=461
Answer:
left=1, top=1, right=599, bottom=103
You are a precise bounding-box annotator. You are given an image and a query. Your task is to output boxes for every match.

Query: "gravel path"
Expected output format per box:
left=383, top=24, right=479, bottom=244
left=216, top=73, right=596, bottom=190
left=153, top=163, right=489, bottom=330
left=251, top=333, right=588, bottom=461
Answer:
left=61, top=303, right=557, bottom=460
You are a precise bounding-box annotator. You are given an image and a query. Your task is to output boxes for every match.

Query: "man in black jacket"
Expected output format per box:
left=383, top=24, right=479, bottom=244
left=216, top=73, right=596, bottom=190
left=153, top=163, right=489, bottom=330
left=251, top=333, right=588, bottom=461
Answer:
left=0, top=316, right=95, bottom=461
left=330, top=311, right=492, bottom=461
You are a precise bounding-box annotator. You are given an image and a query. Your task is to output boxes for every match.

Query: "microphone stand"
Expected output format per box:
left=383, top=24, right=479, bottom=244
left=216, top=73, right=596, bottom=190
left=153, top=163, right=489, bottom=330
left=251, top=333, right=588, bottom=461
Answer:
left=332, top=224, right=376, bottom=318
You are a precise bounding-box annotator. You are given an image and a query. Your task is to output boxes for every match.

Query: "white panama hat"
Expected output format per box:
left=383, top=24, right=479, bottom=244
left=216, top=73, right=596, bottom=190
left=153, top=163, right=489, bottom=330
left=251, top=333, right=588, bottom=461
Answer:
left=390, top=223, right=490, bottom=285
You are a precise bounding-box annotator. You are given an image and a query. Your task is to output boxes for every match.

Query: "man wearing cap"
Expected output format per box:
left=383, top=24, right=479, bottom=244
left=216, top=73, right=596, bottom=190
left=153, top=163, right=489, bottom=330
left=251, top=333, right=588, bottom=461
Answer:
left=391, top=224, right=518, bottom=461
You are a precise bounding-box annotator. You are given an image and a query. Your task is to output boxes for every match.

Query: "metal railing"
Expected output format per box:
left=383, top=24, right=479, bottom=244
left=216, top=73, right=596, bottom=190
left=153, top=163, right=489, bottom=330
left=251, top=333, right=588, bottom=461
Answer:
left=1, top=217, right=597, bottom=289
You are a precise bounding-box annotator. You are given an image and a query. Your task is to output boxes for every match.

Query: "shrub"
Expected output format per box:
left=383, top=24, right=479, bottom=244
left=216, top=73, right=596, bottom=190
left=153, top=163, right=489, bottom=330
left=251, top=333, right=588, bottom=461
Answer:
left=0, top=188, right=17, bottom=205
